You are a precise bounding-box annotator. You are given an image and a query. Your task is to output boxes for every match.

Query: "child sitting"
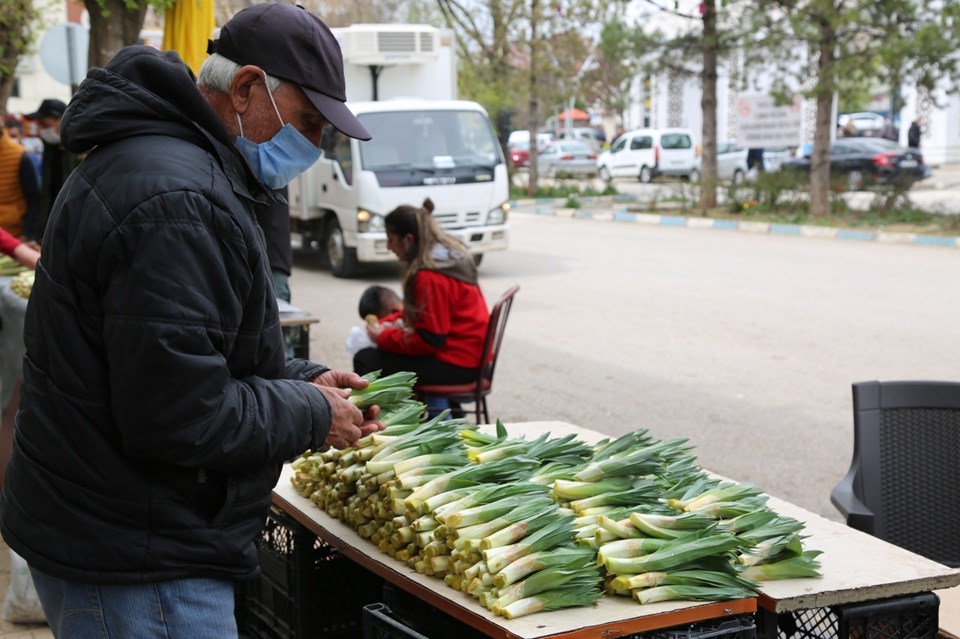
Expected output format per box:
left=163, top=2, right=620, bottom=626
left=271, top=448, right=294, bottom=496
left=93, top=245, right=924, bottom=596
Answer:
left=345, top=285, right=404, bottom=356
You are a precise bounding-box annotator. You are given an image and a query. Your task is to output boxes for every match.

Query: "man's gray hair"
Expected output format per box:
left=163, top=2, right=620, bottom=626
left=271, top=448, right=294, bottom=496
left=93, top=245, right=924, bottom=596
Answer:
left=197, top=52, right=282, bottom=94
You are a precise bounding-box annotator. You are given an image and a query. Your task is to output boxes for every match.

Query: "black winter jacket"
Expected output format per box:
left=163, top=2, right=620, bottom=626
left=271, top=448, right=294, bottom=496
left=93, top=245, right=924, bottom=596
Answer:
left=1, top=46, right=333, bottom=584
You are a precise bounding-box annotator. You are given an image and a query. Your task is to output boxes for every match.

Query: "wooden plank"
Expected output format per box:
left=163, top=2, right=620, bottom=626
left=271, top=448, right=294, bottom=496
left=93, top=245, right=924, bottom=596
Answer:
left=753, top=498, right=960, bottom=612
left=274, top=465, right=754, bottom=639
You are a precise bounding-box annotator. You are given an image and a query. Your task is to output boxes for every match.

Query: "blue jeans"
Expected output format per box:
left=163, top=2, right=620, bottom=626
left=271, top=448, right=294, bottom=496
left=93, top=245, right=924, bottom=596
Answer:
left=30, top=568, right=238, bottom=638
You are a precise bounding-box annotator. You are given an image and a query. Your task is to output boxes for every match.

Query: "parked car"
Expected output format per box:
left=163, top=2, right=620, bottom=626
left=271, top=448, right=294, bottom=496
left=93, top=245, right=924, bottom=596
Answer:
left=557, top=127, right=604, bottom=151
left=703, top=142, right=793, bottom=183
left=537, top=140, right=598, bottom=178
left=779, top=137, right=925, bottom=190
left=837, top=112, right=886, bottom=137
left=507, top=130, right=553, bottom=149
left=597, top=128, right=699, bottom=183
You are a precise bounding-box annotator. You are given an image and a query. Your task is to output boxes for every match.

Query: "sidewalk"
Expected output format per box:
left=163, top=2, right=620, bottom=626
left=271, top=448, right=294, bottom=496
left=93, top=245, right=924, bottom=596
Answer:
left=916, top=162, right=960, bottom=190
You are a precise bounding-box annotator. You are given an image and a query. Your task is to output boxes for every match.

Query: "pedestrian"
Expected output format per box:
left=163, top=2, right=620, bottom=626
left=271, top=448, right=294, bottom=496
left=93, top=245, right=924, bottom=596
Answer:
left=0, top=117, right=39, bottom=241
left=354, top=198, right=489, bottom=387
left=1, top=4, right=382, bottom=637
left=24, top=98, right=81, bottom=243
left=908, top=118, right=922, bottom=149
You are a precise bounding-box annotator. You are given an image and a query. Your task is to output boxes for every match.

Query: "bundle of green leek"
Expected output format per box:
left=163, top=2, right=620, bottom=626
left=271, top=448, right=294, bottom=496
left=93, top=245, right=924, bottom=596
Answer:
left=290, top=406, right=822, bottom=620
left=0, top=255, right=27, bottom=276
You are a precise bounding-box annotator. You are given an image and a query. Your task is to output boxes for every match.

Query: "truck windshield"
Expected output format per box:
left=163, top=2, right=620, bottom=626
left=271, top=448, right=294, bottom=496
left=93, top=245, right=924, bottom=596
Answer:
left=358, top=110, right=503, bottom=171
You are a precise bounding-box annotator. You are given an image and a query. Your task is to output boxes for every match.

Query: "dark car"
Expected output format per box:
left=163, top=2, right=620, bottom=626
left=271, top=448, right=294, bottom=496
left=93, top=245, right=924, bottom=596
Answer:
left=780, top=137, right=925, bottom=190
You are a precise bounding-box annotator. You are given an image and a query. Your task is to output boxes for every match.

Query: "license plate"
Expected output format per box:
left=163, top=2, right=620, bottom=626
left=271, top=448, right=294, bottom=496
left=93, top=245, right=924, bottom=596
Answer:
left=900, top=159, right=918, bottom=168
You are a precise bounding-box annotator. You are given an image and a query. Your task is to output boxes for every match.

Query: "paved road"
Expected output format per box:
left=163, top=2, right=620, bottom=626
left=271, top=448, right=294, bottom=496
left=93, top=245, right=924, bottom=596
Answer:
left=291, top=208, right=960, bottom=521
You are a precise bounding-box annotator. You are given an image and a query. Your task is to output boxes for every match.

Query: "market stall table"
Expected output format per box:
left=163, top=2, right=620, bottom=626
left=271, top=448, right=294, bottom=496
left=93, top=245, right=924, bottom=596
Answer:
left=270, top=420, right=960, bottom=639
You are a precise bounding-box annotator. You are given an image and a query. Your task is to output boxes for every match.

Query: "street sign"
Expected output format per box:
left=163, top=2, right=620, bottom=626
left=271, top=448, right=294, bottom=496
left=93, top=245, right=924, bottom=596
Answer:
left=39, top=23, right=89, bottom=88
left=735, top=94, right=802, bottom=148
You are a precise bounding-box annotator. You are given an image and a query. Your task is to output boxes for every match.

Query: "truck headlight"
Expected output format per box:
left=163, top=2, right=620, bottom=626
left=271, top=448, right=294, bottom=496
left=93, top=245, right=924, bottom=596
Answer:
left=357, top=209, right=385, bottom=233
left=488, top=202, right=509, bottom=225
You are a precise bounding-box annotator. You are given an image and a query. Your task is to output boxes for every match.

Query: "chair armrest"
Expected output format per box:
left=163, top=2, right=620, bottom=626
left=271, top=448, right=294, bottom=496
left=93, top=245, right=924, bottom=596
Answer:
left=830, top=467, right=875, bottom=533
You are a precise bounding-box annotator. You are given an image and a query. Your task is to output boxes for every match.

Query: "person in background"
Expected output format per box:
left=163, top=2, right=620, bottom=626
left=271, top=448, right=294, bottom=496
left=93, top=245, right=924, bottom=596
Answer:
left=254, top=185, right=293, bottom=303
left=358, top=284, right=403, bottom=323
left=1, top=4, right=382, bottom=636
left=908, top=118, right=922, bottom=149
left=345, top=285, right=404, bottom=358
left=24, top=98, right=81, bottom=242
left=0, top=117, right=40, bottom=242
left=354, top=198, right=489, bottom=388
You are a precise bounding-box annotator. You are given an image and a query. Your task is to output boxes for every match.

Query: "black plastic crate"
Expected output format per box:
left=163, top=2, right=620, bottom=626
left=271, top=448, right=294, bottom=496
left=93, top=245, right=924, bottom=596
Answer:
left=380, top=582, right=488, bottom=639
left=364, top=603, right=430, bottom=639
left=630, top=614, right=757, bottom=639
left=236, top=507, right=384, bottom=639
left=762, top=592, right=939, bottom=639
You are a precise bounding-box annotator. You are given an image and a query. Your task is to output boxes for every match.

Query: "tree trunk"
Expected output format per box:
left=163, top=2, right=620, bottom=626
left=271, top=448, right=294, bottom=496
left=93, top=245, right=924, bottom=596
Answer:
left=809, top=19, right=836, bottom=218
left=0, top=68, right=16, bottom=116
left=86, top=0, right=148, bottom=68
left=527, top=0, right=540, bottom=197
left=698, top=0, right=718, bottom=211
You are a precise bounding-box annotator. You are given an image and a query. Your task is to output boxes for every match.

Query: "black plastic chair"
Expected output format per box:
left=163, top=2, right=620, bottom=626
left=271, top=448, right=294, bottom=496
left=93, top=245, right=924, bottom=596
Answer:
left=831, top=380, right=960, bottom=567
left=414, top=285, right=519, bottom=424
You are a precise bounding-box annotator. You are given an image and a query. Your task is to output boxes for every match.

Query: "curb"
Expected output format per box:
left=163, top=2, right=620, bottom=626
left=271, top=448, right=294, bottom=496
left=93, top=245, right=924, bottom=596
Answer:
left=510, top=201, right=960, bottom=250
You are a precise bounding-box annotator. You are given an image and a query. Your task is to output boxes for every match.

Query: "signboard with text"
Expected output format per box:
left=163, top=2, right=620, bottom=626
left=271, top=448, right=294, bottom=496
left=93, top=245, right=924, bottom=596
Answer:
left=735, top=94, right=803, bottom=148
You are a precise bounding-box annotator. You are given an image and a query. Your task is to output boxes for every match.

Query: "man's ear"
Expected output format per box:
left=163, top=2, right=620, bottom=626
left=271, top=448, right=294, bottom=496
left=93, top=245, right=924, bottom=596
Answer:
left=229, top=65, right=264, bottom=116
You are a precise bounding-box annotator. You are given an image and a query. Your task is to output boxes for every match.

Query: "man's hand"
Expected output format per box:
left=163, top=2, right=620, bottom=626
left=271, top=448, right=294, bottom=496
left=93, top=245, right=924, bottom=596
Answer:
left=310, top=370, right=386, bottom=448
left=313, top=369, right=368, bottom=390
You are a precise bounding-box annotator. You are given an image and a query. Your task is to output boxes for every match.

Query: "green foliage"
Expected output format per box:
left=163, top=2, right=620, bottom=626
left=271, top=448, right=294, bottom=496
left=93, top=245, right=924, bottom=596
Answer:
left=509, top=182, right=616, bottom=200
left=0, top=0, right=45, bottom=79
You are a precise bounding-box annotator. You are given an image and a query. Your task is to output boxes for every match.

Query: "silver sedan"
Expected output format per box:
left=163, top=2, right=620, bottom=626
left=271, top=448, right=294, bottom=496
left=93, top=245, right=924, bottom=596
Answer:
left=537, top=141, right=599, bottom=178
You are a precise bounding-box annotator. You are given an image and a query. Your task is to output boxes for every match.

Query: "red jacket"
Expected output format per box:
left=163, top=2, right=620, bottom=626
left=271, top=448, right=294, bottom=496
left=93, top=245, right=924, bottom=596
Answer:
left=377, top=269, right=489, bottom=369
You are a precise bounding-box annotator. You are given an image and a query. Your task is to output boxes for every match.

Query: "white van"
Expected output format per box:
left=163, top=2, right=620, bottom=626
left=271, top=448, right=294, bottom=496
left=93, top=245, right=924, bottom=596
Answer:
left=597, top=128, right=698, bottom=183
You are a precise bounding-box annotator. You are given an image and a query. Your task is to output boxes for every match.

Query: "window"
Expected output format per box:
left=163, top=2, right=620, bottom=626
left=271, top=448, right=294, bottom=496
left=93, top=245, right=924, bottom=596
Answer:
left=610, top=138, right=626, bottom=153
left=630, top=136, right=653, bottom=150
left=661, top=134, right=691, bottom=150
left=359, top=109, right=501, bottom=170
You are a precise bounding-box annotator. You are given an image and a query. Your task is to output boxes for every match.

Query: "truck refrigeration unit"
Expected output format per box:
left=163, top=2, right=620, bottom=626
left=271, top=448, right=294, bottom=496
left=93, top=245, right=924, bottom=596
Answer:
left=287, top=24, right=510, bottom=278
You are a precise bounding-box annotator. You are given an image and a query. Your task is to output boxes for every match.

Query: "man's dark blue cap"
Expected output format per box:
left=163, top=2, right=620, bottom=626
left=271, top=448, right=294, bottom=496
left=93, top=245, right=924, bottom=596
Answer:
left=209, top=3, right=370, bottom=140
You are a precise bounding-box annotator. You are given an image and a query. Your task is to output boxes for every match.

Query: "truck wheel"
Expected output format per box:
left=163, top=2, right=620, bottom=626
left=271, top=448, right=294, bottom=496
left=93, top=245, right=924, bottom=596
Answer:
left=599, top=166, right=612, bottom=182
left=639, top=166, right=652, bottom=183
left=324, top=219, right=359, bottom=278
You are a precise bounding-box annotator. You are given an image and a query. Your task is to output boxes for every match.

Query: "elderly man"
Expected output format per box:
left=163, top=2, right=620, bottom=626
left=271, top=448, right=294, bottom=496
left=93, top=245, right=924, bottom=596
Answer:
left=1, top=4, right=378, bottom=636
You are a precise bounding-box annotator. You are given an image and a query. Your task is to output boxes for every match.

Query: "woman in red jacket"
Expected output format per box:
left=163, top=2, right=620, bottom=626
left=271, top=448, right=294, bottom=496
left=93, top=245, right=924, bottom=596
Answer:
left=354, top=198, right=489, bottom=385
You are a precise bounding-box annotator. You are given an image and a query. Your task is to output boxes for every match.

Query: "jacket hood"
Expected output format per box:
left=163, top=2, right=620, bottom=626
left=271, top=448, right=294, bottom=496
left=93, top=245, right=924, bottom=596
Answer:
left=62, top=47, right=230, bottom=153
left=60, top=46, right=276, bottom=202
left=424, top=244, right=478, bottom=285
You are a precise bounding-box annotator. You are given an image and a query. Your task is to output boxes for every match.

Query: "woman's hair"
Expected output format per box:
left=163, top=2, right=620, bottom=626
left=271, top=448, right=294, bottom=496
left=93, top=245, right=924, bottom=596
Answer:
left=385, top=198, right=470, bottom=323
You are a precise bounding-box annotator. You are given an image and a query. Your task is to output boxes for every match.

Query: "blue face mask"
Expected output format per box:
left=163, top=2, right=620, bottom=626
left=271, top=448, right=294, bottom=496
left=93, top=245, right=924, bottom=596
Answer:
left=235, top=77, right=322, bottom=189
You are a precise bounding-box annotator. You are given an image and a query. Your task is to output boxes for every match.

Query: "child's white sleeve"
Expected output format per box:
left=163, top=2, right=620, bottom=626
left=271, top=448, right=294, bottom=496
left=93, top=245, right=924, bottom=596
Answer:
left=345, top=325, right=377, bottom=356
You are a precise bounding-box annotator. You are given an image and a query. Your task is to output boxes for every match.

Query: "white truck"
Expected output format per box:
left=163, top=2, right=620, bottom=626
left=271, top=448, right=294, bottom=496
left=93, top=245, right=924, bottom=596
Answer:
left=287, top=24, right=510, bottom=278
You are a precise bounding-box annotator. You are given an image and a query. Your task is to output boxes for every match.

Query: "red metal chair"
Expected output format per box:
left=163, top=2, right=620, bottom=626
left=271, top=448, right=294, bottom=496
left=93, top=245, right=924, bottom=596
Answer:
left=414, top=285, right=519, bottom=424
